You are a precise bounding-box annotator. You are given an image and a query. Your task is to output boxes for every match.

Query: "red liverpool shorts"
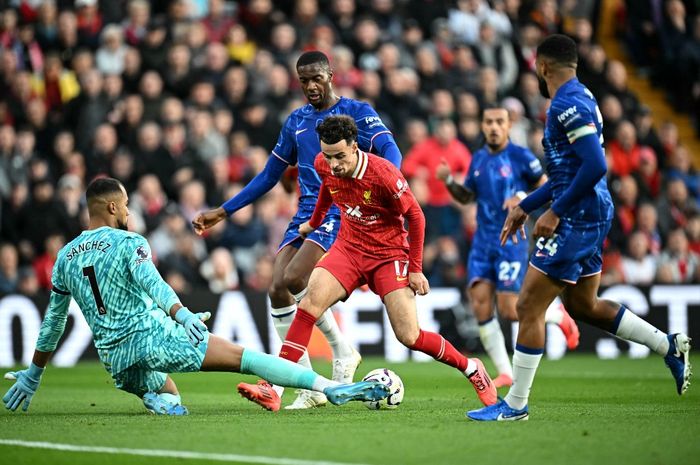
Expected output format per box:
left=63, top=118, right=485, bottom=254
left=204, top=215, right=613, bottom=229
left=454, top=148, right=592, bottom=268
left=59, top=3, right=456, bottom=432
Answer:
left=315, top=241, right=410, bottom=299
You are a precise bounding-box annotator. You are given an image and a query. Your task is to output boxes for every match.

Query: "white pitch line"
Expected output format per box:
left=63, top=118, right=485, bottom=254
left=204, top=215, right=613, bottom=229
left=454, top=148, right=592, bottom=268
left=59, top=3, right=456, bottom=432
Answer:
left=0, top=439, right=374, bottom=465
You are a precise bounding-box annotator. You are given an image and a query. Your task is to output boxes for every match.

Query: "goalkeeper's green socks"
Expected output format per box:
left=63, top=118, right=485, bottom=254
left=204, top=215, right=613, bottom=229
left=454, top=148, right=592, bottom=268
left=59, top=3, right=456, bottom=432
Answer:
left=240, top=349, right=337, bottom=392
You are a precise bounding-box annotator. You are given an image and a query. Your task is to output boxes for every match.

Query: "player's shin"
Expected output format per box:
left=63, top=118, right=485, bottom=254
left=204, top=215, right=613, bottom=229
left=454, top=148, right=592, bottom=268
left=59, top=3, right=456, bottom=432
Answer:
left=271, top=304, right=313, bottom=368
left=315, top=309, right=355, bottom=359
left=409, top=329, right=468, bottom=372
left=504, top=344, right=543, bottom=410
left=240, top=348, right=336, bottom=392
left=478, top=318, right=513, bottom=378
left=295, top=287, right=354, bottom=360
left=279, top=308, right=317, bottom=362
left=611, top=305, right=669, bottom=355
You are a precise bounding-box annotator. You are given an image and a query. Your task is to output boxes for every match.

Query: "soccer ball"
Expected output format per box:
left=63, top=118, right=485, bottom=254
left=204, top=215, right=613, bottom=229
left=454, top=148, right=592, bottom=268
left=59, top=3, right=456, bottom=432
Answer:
left=362, top=368, right=404, bottom=410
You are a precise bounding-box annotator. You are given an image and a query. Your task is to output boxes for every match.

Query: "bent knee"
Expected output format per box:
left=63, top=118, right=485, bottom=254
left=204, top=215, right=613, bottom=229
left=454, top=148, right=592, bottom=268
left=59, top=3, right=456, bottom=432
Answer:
left=396, top=327, right=420, bottom=347
left=496, top=298, right=518, bottom=321
left=282, top=269, right=307, bottom=294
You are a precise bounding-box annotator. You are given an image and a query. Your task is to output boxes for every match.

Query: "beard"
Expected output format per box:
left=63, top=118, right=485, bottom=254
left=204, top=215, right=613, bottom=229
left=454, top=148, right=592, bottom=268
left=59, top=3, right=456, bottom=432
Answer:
left=537, top=74, right=550, bottom=98
left=116, top=218, right=129, bottom=231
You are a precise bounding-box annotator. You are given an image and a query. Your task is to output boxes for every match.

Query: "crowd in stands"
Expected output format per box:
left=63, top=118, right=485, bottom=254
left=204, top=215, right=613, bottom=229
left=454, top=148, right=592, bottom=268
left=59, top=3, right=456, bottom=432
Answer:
left=0, top=0, right=698, bottom=299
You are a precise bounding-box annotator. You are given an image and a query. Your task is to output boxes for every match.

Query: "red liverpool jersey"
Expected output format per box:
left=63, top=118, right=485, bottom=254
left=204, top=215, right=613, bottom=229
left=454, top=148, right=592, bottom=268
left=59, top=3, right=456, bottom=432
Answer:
left=310, top=150, right=425, bottom=272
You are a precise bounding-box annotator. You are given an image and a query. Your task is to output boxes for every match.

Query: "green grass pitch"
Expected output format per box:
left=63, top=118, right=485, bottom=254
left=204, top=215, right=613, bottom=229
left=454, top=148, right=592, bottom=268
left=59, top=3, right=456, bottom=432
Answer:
left=1, top=355, right=698, bottom=465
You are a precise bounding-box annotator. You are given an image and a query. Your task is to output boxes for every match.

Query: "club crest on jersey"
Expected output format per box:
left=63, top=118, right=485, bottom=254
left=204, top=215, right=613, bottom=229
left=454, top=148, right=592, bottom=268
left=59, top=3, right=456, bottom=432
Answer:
left=363, top=190, right=374, bottom=205
left=499, top=165, right=512, bottom=177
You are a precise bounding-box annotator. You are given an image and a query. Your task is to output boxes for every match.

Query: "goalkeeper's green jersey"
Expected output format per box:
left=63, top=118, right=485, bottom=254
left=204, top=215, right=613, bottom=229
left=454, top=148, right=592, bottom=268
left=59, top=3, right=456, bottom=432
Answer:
left=36, top=226, right=181, bottom=374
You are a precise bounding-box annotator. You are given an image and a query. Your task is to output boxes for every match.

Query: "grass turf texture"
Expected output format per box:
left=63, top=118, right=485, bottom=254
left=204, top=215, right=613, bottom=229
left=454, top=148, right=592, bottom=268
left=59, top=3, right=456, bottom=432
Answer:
left=1, top=355, right=698, bottom=465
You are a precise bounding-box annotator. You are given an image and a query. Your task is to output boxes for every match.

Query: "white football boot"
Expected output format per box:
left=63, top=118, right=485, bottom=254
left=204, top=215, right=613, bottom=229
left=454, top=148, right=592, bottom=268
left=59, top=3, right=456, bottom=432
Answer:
left=284, top=389, right=328, bottom=410
left=332, top=347, right=362, bottom=383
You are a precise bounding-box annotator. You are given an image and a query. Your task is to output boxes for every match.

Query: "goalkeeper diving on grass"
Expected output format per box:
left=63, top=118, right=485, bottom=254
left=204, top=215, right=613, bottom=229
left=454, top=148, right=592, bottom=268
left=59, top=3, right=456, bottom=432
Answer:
left=3, top=177, right=388, bottom=415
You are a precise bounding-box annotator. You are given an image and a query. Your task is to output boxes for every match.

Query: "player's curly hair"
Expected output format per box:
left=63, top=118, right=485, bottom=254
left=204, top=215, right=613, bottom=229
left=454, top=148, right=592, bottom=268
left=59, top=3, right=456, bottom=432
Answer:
left=316, top=115, right=358, bottom=145
left=537, top=34, right=578, bottom=68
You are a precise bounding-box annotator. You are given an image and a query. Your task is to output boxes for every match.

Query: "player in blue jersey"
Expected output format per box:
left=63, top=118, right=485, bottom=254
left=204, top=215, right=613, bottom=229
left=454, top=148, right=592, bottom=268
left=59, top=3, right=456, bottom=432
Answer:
left=193, top=51, right=403, bottom=410
left=2, top=178, right=389, bottom=414
left=436, top=105, right=580, bottom=388
left=468, top=35, right=692, bottom=422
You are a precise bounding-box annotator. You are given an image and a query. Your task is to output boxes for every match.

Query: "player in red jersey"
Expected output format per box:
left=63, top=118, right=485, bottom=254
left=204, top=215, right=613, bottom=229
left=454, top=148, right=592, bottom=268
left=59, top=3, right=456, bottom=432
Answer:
left=238, top=115, right=497, bottom=410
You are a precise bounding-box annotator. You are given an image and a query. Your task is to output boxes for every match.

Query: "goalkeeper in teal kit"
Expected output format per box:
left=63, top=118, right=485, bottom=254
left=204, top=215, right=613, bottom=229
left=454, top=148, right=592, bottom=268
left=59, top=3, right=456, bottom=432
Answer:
left=3, top=178, right=388, bottom=415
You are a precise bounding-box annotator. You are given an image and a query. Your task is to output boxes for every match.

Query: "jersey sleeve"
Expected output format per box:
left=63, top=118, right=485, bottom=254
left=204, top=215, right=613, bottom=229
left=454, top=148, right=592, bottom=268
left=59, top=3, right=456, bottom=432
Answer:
left=125, top=235, right=181, bottom=314
left=555, top=100, right=598, bottom=146
left=380, top=164, right=425, bottom=272
left=354, top=102, right=392, bottom=153
left=463, top=156, right=477, bottom=193
left=519, top=148, right=544, bottom=184
left=271, top=113, right=298, bottom=166
left=36, top=254, right=71, bottom=352
left=381, top=164, right=414, bottom=214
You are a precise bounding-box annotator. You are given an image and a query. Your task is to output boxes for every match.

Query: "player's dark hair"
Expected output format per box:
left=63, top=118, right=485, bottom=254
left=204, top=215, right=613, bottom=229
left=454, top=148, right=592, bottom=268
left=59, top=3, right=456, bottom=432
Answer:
left=86, top=177, right=124, bottom=202
left=536, top=34, right=578, bottom=68
left=296, top=51, right=330, bottom=71
left=316, top=115, right=358, bottom=145
left=480, top=103, right=510, bottom=120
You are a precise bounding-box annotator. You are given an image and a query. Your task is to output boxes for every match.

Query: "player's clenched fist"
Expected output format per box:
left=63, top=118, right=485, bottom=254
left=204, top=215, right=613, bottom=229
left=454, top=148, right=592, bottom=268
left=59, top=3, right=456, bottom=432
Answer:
left=192, top=207, right=227, bottom=236
left=409, top=272, right=430, bottom=296
left=298, top=221, right=314, bottom=237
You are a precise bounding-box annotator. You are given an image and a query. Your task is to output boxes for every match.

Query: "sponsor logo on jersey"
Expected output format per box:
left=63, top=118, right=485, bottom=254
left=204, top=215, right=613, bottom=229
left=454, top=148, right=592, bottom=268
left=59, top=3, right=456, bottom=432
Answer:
left=364, top=116, right=383, bottom=128
left=343, top=204, right=379, bottom=224
left=557, top=106, right=577, bottom=123
left=295, top=128, right=308, bottom=136
left=345, top=204, right=362, bottom=218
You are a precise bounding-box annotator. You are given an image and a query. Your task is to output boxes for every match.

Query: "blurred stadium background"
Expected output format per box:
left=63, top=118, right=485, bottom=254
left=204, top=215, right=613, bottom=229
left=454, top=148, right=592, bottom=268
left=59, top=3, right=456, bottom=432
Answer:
left=0, top=0, right=699, bottom=366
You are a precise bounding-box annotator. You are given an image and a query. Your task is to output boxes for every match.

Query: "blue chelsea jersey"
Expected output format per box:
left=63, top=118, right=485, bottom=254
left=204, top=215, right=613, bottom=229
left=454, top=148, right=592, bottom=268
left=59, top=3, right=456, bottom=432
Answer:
left=271, top=97, right=392, bottom=210
left=465, top=142, right=543, bottom=239
left=544, top=78, right=613, bottom=224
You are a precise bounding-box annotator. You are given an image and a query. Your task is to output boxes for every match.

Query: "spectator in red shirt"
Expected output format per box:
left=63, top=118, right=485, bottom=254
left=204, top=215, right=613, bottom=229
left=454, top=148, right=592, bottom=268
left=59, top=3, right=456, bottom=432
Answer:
left=402, top=118, right=471, bottom=240
left=202, top=0, right=236, bottom=43
left=32, top=233, right=64, bottom=290
left=608, top=120, right=641, bottom=177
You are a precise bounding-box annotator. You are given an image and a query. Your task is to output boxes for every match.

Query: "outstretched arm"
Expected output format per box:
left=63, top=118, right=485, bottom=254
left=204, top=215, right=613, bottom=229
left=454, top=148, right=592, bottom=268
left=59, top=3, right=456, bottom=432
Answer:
left=3, top=277, right=71, bottom=412
left=193, top=154, right=289, bottom=234
left=518, top=180, right=553, bottom=213
left=435, top=158, right=474, bottom=204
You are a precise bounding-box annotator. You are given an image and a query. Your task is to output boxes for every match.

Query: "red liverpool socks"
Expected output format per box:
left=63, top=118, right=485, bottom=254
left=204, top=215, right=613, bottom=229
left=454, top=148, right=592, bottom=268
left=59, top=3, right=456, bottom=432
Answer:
left=278, top=308, right=317, bottom=363
left=409, top=329, right=468, bottom=372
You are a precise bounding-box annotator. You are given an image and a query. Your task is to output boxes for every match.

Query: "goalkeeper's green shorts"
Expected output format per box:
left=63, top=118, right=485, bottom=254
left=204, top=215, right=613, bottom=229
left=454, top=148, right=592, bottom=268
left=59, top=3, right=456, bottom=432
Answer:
left=112, top=318, right=209, bottom=397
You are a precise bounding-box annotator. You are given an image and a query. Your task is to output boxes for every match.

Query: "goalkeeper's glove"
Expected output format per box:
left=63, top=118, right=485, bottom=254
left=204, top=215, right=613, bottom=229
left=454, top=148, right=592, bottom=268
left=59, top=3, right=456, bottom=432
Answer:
left=175, top=307, right=210, bottom=346
left=3, top=363, right=44, bottom=412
